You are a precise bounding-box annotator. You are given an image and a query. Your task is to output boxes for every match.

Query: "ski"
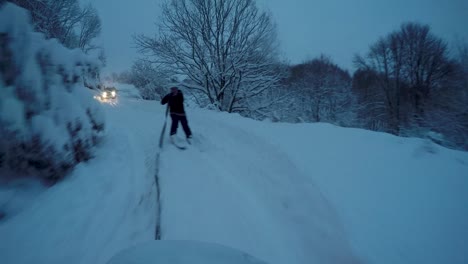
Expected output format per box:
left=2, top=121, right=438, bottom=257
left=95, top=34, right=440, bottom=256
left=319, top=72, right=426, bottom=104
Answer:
left=171, top=142, right=187, bottom=150
left=170, top=136, right=187, bottom=150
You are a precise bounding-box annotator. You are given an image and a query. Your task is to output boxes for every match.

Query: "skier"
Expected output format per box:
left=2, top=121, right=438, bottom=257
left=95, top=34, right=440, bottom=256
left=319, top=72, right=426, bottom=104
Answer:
left=161, top=86, right=192, bottom=141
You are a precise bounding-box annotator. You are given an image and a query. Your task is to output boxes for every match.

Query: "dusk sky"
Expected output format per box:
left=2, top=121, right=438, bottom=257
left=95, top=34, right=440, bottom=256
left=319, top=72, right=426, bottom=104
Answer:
left=90, top=0, right=468, bottom=74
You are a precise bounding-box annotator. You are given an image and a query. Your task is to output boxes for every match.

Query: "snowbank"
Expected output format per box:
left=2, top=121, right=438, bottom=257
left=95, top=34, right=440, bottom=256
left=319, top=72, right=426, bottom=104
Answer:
left=0, top=99, right=161, bottom=264
left=0, top=3, right=104, bottom=182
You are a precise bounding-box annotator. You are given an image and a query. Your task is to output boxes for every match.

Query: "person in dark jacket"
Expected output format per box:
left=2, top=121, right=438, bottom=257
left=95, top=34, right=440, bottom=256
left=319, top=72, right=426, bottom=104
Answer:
left=161, top=86, right=192, bottom=139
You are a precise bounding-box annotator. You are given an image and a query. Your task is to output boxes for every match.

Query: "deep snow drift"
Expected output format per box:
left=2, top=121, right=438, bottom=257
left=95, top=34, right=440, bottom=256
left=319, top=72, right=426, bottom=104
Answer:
left=1, top=92, right=467, bottom=264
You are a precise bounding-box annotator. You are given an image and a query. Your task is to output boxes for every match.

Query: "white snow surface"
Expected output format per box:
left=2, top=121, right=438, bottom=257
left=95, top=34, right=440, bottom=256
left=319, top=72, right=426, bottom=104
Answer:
left=1, top=96, right=467, bottom=264
left=106, top=240, right=268, bottom=264
left=115, top=83, right=143, bottom=99
left=0, top=99, right=159, bottom=264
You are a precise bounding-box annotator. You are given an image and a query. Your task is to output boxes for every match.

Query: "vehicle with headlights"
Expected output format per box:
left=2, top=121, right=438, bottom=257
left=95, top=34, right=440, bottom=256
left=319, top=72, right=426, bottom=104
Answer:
left=96, top=87, right=117, bottom=101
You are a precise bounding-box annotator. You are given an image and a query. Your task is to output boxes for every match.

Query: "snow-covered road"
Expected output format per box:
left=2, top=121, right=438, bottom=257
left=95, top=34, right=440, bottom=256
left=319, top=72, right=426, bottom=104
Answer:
left=1, top=96, right=467, bottom=264
left=160, top=110, right=358, bottom=264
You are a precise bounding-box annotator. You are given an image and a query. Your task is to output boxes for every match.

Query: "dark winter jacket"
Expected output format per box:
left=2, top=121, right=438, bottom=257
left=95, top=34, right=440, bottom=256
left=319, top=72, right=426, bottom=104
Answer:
left=161, top=91, right=186, bottom=114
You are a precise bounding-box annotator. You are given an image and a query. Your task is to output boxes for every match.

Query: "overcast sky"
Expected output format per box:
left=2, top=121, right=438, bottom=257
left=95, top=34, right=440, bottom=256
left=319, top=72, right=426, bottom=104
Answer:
left=90, top=0, right=468, bottom=74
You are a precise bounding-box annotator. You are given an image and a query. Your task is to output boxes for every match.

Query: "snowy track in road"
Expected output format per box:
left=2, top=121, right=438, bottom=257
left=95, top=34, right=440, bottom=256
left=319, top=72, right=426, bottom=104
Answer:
left=159, top=110, right=359, bottom=264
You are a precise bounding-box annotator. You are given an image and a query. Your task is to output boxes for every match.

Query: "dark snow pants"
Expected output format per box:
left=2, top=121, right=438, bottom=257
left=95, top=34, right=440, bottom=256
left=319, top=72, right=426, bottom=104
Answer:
left=170, top=113, right=192, bottom=138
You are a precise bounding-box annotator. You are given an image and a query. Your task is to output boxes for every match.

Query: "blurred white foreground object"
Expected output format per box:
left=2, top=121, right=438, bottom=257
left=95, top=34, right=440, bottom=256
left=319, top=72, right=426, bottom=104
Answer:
left=107, top=240, right=268, bottom=264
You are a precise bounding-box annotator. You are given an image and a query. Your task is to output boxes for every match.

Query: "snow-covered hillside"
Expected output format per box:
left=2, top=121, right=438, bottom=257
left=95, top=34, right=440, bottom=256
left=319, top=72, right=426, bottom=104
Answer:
left=1, top=91, right=467, bottom=264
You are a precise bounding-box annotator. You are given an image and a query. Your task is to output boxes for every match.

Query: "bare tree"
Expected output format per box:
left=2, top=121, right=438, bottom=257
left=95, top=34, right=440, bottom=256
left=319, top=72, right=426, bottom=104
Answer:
left=352, top=22, right=468, bottom=150
left=129, top=59, right=171, bottom=100
left=236, top=62, right=290, bottom=120
left=285, top=55, right=355, bottom=125
left=135, top=0, right=282, bottom=112
left=7, top=0, right=101, bottom=53
left=458, top=40, right=468, bottom=78
left=352, top=69, right=388, bottom=131
left=77, top=5, right=101, bottom=53
left=445, top=40, right=468, bottom=149
left=354, top=22, right=453, bottom=134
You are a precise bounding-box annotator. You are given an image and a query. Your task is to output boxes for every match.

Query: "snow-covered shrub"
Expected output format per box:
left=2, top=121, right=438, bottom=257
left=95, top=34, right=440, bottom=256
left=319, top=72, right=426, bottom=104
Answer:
left=0, top=3, right=105, bottom=183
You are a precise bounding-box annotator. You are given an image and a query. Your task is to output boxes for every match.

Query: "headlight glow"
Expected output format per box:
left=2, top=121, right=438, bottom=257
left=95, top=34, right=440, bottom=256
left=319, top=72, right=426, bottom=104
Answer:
left=102, top=91, right=107, bottom=98
left=111, top=91, right=116, bottom=97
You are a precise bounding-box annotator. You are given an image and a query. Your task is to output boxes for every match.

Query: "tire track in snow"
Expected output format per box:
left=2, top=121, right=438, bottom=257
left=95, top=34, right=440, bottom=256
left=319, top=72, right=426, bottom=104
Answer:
left=154, top=152, right=162, bottom=240
left=154, top=106, right=169, bottom=240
